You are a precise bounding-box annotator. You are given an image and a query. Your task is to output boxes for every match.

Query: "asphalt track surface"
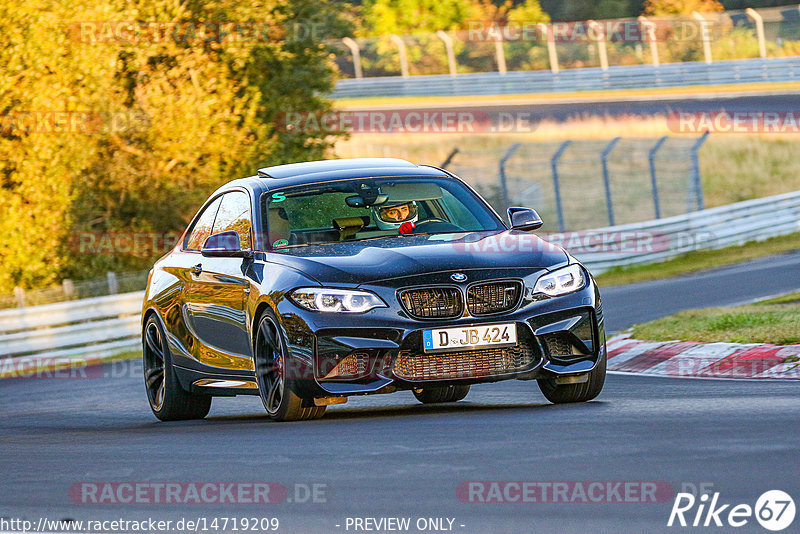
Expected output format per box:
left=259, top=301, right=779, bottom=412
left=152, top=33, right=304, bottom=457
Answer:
left=351, top=93, right=800, bottom=122
left=2, top=252, right=799, bottom=534
left=602, top=249, right=800, bottom=332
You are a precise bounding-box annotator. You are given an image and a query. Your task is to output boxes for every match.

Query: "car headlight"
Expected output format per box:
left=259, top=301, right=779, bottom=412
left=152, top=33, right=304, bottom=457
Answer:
left=289, top=288, right=387, bottom=313
left=533, top=264, right=586, bottom=297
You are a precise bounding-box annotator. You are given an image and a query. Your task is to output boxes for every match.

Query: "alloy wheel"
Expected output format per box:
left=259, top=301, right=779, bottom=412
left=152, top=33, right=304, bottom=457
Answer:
left=256, top=317, right=285, bottom=417
left=143, top=321, right=166, bottom=411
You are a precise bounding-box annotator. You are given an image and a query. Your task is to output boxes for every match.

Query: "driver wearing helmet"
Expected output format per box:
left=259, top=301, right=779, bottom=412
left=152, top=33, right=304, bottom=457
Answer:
left=373, top=201, right=419, bottom=234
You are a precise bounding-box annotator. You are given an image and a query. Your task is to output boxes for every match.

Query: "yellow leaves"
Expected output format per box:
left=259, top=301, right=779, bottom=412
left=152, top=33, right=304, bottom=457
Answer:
left=643, top=0, right=724, bottom=17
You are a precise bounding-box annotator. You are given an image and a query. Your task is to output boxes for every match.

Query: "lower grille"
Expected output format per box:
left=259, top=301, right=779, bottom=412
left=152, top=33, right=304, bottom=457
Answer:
left=398, top=287, right=463, bottom=319
left=393, top=343, right=536, bottom=381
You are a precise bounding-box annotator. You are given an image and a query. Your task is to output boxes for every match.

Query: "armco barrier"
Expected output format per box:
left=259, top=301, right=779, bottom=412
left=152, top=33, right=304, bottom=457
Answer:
left=1, top=190, right=798, bottom=363
left=333, top=57, right=800, bottom=99
left=0, top=291, right=143, bottom=362
left=571, top=189, right=800, bottom=274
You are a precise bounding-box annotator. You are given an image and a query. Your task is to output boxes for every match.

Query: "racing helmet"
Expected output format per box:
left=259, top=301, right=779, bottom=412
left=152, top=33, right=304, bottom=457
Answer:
left=373, top=201, right=418, bottom=230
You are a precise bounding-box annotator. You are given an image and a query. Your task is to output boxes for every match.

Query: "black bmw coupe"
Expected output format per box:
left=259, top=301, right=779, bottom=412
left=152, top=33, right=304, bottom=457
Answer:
left=142, top=158, right=606, bottom=421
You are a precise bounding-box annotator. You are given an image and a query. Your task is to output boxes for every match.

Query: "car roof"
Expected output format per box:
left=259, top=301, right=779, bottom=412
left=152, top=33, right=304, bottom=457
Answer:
left=258, top=158, right=418, bottom=178
left=209, top=158, right=453, bottom=198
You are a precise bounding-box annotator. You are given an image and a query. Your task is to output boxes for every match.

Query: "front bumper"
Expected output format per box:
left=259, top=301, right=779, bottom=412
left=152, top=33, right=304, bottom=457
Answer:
left=277, top=271, right=605, bottom=397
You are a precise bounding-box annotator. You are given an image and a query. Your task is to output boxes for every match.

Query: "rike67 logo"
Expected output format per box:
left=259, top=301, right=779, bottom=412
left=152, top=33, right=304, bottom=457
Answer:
left=668, top=489, right=795, bottom=531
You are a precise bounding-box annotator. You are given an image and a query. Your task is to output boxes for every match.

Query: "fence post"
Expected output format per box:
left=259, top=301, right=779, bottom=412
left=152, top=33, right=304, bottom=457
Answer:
left=436, top=31, right=458, bottom=76
left=62, top=279, right=75, bottom=300
left=601, top=137, right=622, bottom=226
left=648, top=136, right=668, bottom=219
left=498, top=143, right=522, bottom=213
left=440, top=147, right=459, bottom=168
left=692, top=12, right=713, bottom=64
left=638, top=16, right=659, bottom=67
left=14, top=287, right=26, bottom=308
left=389, top=34, right=410, bottom=78
left=745, top=8, right=767, bottom=59
left=537, top=23, right=559, bottom=74
left=690, top=131, right=710, bottom=212
left=341, top=37, right=363, bottom=78
left=550, top=140, right=572, bottom=232
left=107, top=272, right=119, bottom=295
left=587, top=20, right=608, bottom=71
left=494, top=39, right=507, bottom=74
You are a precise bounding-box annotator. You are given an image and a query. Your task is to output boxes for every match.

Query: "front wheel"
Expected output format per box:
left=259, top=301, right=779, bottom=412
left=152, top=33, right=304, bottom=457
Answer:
left=413, top=384, right=470, bottom=404
left=254, top=311, right=325, bottom=422
left=143, top=315, right=211, bottom=421
left=537, top=352, right=606, bottom=404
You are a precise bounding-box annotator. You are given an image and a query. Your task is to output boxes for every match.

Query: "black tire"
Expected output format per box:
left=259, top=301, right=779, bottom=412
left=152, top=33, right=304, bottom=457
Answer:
left=413, top=384, right=470, bottom=404
left=143, top=315, right=211, bottom=421
left=307, top=406, right=327, bottom=420
left=254, top=310, right=325, bottom=422
left=537, top=351, right=606, bottom=404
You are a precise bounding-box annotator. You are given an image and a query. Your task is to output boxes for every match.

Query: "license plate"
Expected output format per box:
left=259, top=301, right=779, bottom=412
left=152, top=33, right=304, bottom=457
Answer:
left=423, top=323, right=517, bottom=353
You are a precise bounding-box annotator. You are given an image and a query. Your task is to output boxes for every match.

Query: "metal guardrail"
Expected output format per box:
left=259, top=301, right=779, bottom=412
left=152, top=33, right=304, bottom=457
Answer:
left=2, top=270, right=148, bottom=310
left=0, top=291, right=143, bottom=362
left=1, top=190, right=797, bottom=363
left=571, top=189, right=800, bottom=274
left=333, top=57, right=800, bottom=99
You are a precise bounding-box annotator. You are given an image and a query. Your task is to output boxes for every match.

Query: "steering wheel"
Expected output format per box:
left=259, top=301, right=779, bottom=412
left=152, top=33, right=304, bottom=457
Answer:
left=412, top=218, right=463, bottom=233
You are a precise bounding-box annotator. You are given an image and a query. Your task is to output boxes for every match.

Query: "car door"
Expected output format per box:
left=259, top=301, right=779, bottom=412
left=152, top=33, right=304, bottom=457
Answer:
left=182, top=190, right=254, bottom=371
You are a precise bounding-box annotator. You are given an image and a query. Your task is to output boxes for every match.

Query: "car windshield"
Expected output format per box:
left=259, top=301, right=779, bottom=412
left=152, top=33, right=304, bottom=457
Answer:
left=260, top=176, right=504, bottom=249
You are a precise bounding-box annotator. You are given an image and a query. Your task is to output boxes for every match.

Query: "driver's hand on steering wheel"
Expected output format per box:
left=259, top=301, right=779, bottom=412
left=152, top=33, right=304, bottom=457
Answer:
left=398, top=221, right=416, bottom=234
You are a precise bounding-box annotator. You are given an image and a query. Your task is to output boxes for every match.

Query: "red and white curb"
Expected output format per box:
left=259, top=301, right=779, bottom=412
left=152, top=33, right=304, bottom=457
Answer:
left=607, top=334, right=800, bottom=380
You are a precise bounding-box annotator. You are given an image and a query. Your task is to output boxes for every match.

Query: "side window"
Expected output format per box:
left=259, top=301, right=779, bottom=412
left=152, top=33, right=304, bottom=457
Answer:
left=185, top=196, right=222, bottom=251
left=212, top=191, right=253, bottom=250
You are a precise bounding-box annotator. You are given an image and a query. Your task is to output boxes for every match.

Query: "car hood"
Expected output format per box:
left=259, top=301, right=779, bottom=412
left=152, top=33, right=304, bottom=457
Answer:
left=266, top=230, right=569, bottom=285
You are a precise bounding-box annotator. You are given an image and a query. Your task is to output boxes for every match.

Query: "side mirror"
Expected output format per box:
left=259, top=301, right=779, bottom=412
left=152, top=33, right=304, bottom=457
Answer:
left=508, top=207, right=543, bottom=231
left=201, top=231, right=253, bottom=258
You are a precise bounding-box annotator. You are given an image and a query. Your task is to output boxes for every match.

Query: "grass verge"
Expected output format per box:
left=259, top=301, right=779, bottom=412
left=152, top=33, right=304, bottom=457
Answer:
left=595, top=231, right=800, bottom=287
left=630, top=293, right=800, bottom=345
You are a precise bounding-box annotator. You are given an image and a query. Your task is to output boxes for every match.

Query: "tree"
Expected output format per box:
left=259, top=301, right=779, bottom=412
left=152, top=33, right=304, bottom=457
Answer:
left=362, top=0, right=473, bottom=35
left=0, top=0, right=349, bottom=292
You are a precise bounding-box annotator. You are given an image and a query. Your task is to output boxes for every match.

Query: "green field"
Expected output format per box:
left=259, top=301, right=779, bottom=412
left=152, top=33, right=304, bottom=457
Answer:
left=630, top=291, right=800, bottom=345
